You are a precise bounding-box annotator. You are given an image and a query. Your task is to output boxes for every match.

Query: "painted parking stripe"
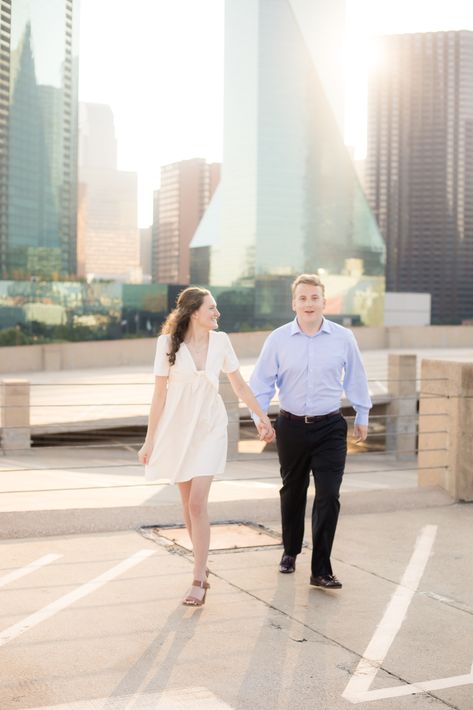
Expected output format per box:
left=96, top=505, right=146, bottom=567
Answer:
left=340, top=525, right=473, bottom=702
left=346, top=668, right=473, bottom=702
left=0, top=549, right=154, bottom=648
left=343, top=524, right=439, bottom=703
left=25, top=687, right=232, bottom=709
left=0, top=554, right=62, bottom=589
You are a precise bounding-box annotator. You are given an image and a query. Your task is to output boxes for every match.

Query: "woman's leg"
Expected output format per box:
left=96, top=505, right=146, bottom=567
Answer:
left=188, top=476, right=213, bottom=584
left=177, top=480, right=193, bottom=545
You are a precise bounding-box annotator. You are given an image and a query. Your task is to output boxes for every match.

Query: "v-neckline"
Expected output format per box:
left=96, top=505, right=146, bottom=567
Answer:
left=182, top=332, right=212, bottom=372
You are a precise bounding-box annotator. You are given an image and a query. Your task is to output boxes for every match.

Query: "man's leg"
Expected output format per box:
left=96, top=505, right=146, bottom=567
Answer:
left=275, top=416, right=311, bottom=557
left=309, top=415, right=347, bottom=577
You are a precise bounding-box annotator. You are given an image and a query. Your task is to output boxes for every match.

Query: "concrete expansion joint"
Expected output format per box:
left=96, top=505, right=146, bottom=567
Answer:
left=142, top=522, right=459, bottom=708
left=419, top=591, right=473, bottom=618
left=207, top=563, right=446, bottom=706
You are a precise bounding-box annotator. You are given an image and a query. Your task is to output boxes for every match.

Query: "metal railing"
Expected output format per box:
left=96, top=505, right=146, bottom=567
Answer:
left=3, top=353, right=473, bottom=506
left=0, top=363, right=450, bottom=479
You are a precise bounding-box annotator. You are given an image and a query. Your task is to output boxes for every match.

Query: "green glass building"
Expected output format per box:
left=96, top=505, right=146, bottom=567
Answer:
left=191, top=0, right=385, bottom=326
left=0, top=0, right=79, bottom=278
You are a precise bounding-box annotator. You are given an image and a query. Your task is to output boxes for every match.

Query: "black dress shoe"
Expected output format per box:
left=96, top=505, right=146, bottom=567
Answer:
left=310, top=574, right=342, bottom=589
left=279, top=554, right=296, bottom=573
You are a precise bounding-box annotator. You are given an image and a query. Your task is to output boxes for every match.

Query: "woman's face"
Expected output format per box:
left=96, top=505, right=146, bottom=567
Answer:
left=192, top=294, right=220, bottom=331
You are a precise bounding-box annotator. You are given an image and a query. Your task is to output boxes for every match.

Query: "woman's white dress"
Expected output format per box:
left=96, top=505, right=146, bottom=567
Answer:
left=145, top=330, right=239, bottom=483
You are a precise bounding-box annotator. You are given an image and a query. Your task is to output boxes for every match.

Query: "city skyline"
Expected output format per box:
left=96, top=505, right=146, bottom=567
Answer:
left=78, top=0, right=473, bottom=226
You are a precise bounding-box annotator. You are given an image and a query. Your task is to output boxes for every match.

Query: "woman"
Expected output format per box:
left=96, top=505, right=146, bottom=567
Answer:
left=138, top=287, right=273, bottom=607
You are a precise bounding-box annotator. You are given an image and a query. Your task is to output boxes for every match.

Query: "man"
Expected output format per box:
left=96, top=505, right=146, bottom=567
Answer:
left=250, top=274, right=371, bottom=589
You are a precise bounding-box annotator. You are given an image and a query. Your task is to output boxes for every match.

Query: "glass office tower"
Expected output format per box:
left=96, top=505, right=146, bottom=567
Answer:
left=0, top=0, right=79, bottom=278
left=193, top=0, right=385, bottom=326
left=367, top=31, right=473, bottom=324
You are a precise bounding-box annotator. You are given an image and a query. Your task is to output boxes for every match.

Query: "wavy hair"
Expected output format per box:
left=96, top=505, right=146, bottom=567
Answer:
left=161, top=287, right=211, bottom=366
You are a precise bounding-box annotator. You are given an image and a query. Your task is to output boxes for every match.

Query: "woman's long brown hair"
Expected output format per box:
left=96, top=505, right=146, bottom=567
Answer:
left=161, top=287, right=210, bottom=365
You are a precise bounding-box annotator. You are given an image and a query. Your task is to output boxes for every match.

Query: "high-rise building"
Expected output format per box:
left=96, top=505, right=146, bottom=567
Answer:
left=151, top=189, right=160, bottom=283
left=139, top=226, right=152, bottom=282
left=78, top=102, right=141, bottom=282
left=367, top=30, right=473, bottom=324
left=191, top=0, right=385, bottom=327
left=153, top=158, right=220, bottom=284
left=0, top=0, right=79, bottom=278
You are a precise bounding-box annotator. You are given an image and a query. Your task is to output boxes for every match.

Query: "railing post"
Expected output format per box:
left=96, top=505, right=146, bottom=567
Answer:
left=0, top=379, right=31, bottom=451
left=386, top=354, right=417, bottom=460
left=219, top=374, right=239, bottom=460
left=419, top=360, right=473, bottom=501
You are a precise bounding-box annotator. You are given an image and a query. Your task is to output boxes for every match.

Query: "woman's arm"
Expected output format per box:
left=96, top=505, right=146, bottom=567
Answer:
left=138, top=376, right=168, bottom=464
left=226, top=369, right=275, bottom=441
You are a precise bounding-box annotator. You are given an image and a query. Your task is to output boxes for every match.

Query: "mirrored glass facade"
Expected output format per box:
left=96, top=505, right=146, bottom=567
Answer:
left=0, top=281, right=257, bottom=345
left=193, top=0, right=385, bottom=326
left=0, top=0, right=78, bottom=279
left=367, top=31, right=473, bottom=324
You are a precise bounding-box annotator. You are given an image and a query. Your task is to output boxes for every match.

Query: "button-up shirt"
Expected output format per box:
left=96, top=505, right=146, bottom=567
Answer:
left=249, top=317, right=372, bottom=425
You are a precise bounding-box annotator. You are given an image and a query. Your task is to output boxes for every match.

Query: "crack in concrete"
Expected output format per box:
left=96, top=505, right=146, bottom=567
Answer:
left=334, top=555, right=473, bottom=618
left=143, top=528, right=464, bottom=708
left=218, top=575, right=461, bottom=709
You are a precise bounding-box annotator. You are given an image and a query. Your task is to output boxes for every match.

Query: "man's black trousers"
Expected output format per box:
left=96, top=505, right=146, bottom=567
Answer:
left=275, top=412, right=348, bottom=577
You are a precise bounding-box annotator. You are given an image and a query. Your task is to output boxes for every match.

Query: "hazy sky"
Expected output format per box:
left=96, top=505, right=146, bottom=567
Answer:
left=78, top=0, right=473, bottom=226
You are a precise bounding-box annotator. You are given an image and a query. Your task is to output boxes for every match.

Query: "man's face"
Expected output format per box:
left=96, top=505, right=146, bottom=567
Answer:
left=292, top=283, right=325, bottom=326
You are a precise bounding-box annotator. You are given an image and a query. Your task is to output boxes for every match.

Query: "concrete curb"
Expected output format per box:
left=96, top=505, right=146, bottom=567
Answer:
left=0, top=486, right=453, bottom=539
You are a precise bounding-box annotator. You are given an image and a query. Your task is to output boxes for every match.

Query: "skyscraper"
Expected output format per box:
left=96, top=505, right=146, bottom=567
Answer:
left=151, top=189, right=160, bottom=283
left=78, top=102, right=140, bottom=282
left=367, top=30, right=473, bottom=324
left=191, top=0, right=385, bottom=327
left=153, top=158, right=220, bottom=284
left=0, top=0, right=79, bottom=278
left=139, top=226, right=152, bottom=282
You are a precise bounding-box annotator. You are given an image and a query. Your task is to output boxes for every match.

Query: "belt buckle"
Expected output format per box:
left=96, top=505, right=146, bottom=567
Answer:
left=304, top=415, right=312, bottom=424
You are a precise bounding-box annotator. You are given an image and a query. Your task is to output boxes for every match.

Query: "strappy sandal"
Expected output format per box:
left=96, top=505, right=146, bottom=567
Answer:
left=183, top=579, right=210, bottom=607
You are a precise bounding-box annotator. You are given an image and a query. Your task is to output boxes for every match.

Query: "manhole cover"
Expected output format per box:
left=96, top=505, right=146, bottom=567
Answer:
left=151, top=522, right=282, bottom=552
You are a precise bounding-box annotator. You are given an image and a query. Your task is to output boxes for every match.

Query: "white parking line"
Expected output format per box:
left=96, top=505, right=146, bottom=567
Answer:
left=25, top=687, right=232, bottom=709
left=341, top=525, right=473, bottom=702
left=0, top=549, right=154, bottom=648
left=345, top=667, right=473, bottom=702
left=0, top=554, right=62, bottom=589
left=343, top=524, right=439, bottom=703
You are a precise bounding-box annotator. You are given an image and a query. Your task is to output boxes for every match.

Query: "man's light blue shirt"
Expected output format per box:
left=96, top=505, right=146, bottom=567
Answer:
left=249, top=317, right=372, bottom=426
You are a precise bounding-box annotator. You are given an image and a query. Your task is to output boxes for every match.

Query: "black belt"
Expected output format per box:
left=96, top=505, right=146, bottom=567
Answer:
left=279, top=409, right=341, bottom=424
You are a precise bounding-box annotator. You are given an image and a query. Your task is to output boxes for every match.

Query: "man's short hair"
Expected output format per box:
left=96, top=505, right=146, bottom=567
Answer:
left=291, top=273, right=325, bottom=297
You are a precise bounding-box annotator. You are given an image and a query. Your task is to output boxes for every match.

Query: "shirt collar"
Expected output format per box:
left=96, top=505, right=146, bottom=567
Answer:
left=291, top=316, right=332, bottom=336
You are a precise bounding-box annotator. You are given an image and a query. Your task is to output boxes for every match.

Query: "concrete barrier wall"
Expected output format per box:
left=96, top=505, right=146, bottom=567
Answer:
left=1, top=324, right=472, bottom=373
left=386, top=326, right=473, bottom=349
left=232, top=328, right=387, bottom=354
left=1, top=339, right=157, bottom=372
left=0, top=344, right=44, bottom=372
left=418, top=359, right=473, bottom=501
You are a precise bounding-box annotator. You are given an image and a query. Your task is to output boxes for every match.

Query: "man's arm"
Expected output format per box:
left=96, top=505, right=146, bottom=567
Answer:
left=249, top=333, right=279, bottom=424
left=343, top=331, right=372, bottom=441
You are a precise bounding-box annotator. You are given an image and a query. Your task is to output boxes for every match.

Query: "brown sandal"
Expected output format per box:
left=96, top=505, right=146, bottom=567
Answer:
left=183, top=579, right=210, bottom=607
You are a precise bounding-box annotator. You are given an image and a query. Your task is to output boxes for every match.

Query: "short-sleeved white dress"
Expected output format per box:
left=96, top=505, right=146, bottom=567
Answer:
left=145, top=330, right=239, bottom=483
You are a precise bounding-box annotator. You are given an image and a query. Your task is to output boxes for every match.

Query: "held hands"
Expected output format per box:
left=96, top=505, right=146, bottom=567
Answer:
left=353, top=424, right=368, bottom=444
left=137, top=440, right=153, bottom=465
left=256, top=415, right=276, bottom=443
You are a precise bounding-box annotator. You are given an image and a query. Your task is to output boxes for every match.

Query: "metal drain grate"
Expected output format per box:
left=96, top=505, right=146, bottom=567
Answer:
left=146, top=521, right=282, bottom=553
